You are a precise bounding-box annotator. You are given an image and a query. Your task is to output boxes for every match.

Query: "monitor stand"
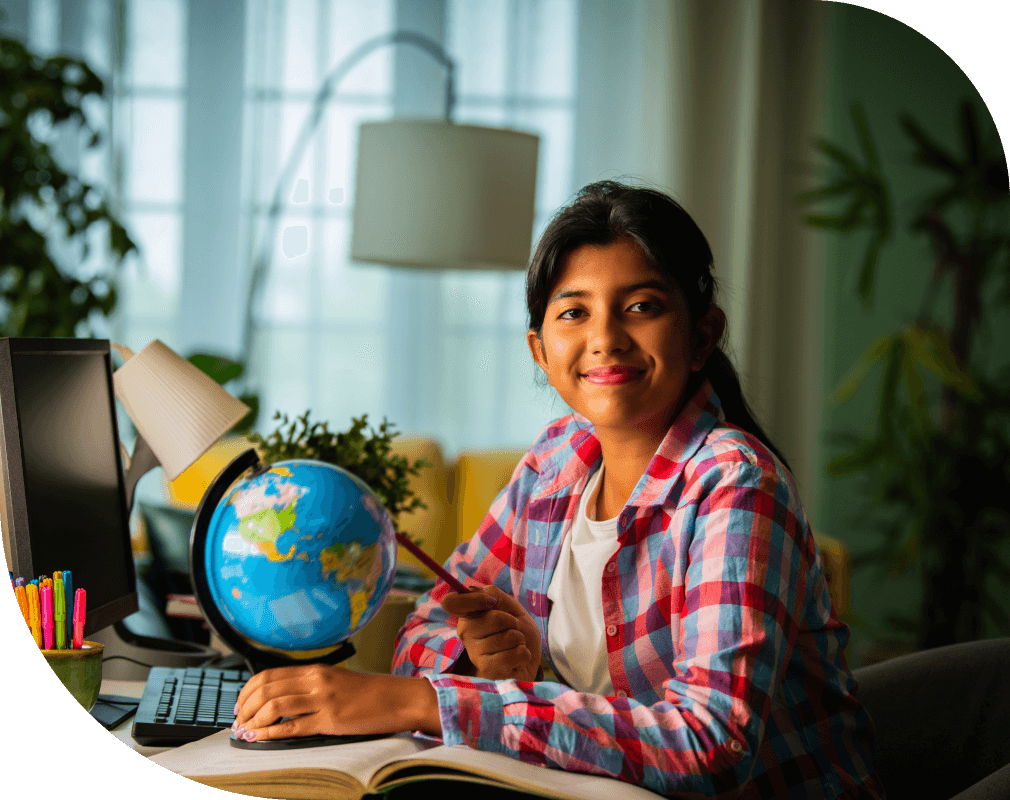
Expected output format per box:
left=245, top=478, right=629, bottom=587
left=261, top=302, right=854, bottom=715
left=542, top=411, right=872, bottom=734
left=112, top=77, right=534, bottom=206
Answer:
left=91, top=620, right=220, bottom=681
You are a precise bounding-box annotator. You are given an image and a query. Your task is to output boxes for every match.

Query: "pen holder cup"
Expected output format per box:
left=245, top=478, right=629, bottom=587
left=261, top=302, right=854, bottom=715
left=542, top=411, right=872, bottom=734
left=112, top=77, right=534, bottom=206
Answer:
left=43, top=641, right=104, bottom=712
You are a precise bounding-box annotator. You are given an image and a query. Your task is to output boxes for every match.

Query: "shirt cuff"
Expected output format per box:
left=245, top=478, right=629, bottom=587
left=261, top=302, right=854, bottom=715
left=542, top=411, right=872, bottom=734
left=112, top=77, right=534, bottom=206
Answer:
left=423, top=672, right=507, bottom=753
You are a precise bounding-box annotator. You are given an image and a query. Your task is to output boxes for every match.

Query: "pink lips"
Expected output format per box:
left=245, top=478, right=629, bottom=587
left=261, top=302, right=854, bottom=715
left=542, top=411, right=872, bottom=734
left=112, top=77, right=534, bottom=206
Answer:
left=583, top=366, right=642, bottom=385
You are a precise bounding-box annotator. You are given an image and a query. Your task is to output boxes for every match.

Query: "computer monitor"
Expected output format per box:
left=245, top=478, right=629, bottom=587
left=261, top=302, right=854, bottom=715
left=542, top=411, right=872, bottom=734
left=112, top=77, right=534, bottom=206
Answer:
left=0, top=337, right=138, bottom=635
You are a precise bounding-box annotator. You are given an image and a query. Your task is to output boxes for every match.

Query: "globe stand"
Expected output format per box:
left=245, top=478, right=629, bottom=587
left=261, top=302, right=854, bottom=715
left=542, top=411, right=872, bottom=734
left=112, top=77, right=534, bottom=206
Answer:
left=188, top=448, right=357, bottom=675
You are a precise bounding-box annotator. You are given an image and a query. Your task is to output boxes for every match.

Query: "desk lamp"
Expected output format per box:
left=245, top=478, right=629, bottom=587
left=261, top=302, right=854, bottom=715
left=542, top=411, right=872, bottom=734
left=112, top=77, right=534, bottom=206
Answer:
left=112, top=339, right=250, bottom=513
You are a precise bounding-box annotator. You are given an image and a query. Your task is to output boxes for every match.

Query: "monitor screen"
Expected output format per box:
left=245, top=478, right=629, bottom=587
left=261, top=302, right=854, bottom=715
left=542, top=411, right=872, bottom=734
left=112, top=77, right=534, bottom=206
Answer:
left=1, top=338, right=137, bottom=634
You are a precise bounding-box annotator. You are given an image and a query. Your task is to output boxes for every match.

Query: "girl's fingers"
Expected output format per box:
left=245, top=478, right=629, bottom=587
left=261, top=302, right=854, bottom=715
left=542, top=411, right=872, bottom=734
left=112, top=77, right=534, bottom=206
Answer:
left=480, top=646, right=532, bottom=679
left=457, top=609, right=519, bottom=640
left=237, top=666, right=306, bottom=708
left=238, top=692, right=319, bottom=733
left=235, top=676, right=317, bottom=727
left=441, top=589, right=498, bottom=617
left=469, top=626, right=525, bottom=654
left=239, top=710, right=322, bottom=743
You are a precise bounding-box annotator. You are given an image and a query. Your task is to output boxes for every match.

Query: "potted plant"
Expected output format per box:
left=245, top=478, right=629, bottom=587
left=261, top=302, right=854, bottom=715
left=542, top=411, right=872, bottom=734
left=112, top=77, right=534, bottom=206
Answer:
left=0, top=34, right=135, bottom=337
left=802, top=100, right=1010, bottom=650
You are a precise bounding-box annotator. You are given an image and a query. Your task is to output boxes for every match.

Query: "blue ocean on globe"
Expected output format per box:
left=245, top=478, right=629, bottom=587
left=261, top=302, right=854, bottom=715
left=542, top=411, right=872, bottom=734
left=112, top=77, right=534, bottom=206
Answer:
left=203, top=459, right=397, bottom=656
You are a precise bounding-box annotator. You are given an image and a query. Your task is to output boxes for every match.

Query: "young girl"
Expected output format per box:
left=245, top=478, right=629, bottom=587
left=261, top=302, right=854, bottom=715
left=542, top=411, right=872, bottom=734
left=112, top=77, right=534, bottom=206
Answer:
left=234, top=182, right=884, bottom=799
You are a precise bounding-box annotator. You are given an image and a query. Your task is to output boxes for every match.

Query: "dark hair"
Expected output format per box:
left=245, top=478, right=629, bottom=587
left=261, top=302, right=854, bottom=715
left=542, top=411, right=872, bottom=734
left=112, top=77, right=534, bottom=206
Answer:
left=525, top=180, right=790, bottom=469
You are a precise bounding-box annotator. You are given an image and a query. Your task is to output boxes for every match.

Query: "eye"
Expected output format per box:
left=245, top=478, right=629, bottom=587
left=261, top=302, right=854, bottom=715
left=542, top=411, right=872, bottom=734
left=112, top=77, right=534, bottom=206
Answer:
left=628, top=300, right=663, bottom=313
left=557, top=307, right=585, bottom=320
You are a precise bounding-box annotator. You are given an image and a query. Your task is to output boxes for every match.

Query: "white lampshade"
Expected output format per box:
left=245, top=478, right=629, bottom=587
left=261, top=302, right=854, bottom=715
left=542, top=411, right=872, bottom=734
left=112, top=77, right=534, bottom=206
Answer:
left=351, top=120, right=539, bottom=271
left=112, top=340, right=250, bottom=481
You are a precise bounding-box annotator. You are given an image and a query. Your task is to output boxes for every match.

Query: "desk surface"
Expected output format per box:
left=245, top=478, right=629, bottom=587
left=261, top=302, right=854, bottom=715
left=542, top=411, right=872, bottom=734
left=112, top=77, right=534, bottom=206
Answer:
left=100, top=678, right=173, bottom=758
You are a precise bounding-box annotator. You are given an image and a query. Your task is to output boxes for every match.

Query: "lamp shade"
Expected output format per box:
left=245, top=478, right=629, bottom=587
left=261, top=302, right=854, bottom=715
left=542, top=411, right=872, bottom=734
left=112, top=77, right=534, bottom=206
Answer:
left=112, top=340, right=250, bottom=481
left=351, top=120, right=539, bottom=271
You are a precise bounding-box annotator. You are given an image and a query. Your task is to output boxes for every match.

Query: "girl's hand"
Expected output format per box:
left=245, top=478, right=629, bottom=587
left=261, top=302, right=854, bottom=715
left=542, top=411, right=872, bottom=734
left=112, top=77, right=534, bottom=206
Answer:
left=440, top=584, right=542, bottom=681
left=232, top=664, right=440, bottom=743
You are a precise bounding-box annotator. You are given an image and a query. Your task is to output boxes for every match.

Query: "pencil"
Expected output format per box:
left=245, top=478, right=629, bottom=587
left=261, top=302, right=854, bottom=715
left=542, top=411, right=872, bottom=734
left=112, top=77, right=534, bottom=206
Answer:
left=394, top=532, right=469, bottom=594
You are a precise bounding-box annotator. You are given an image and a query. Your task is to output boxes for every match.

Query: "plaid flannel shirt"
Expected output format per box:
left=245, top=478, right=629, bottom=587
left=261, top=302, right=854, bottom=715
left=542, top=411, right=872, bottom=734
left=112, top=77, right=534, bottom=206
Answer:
left=392, top=380, right=884, bottom=799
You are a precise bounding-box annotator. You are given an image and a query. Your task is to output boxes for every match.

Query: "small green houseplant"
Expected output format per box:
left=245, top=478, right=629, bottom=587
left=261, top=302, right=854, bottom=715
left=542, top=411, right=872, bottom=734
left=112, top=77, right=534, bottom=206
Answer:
left=247, top=410, right=428, bottom=534
left=801, top=100, right=1010, bottom=649
left=0, top=34, right=135, bottom=337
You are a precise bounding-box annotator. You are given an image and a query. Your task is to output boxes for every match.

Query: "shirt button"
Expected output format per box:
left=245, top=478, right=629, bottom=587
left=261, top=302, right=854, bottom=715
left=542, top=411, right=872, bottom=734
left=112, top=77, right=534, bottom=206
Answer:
left=729, top=739, right=744, bottom=754
left=606, top=625, right=617, bottom=636
left=616, top=690, right=627, bottom=698
left=606, top=562, right=616, bottom=573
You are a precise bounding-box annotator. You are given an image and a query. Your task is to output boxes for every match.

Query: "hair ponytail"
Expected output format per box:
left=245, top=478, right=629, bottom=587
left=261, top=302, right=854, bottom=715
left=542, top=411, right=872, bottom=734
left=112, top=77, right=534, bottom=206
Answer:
left=703, top=348, right=791, bottom=471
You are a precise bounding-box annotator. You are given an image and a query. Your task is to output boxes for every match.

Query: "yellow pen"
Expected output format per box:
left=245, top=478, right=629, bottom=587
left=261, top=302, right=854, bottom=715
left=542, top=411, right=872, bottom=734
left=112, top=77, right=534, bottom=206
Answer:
left=53, top=575, right=66, bottom=649
left=15, top=584, right=29, bottom=626
left=26, top=583, right=42, bottom=648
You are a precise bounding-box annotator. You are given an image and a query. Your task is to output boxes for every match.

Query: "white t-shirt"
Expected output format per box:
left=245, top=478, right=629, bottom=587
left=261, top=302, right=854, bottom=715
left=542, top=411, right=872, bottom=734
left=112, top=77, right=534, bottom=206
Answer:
left=546, top=466, right=620, bottom=695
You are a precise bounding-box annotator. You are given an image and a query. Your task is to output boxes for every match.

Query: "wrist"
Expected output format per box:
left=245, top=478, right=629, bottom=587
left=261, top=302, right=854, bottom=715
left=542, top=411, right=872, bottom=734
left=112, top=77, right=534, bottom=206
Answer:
left=403, top=676, right=442, bottom=736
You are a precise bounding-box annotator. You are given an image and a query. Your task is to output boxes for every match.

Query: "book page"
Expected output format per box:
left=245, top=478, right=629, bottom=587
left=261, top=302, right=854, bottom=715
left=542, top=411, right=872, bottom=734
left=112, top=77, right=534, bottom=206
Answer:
left=376, top=746, right=662, bottom=800
left=149, top=729, right=437, bottom=786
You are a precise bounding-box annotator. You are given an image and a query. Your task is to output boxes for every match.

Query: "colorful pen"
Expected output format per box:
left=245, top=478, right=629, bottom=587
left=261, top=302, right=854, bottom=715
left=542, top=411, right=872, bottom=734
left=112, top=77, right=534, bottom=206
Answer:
left=26, top=583, right=42, bottom=648
left=53, top=575, right=66, bottom=649
left=15, top=584, right=29, bottom=626
left=395, top=532, right=469, bottom=594
left=72, top=588, right=86, bottom=649
left=41, top=585, right=54, bottom=650
left=15, top=576, right=25, bottom=588
left=63, top=571, right=73, bottom=647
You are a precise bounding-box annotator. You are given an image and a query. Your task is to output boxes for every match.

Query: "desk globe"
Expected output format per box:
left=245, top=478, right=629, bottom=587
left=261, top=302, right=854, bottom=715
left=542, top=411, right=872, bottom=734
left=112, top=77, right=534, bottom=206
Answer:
left=190, top=450, right=397, bottom=669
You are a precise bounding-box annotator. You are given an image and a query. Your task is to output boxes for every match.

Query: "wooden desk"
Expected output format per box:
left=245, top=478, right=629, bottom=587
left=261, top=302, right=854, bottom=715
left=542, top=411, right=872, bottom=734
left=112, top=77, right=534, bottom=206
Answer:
left=100, top=678, right=174, bottom=758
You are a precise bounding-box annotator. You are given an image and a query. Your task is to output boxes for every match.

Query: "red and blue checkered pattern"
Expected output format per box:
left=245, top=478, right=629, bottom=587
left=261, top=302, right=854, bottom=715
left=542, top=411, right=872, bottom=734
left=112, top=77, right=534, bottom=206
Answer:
left=393, top=380, right=884, bottom=799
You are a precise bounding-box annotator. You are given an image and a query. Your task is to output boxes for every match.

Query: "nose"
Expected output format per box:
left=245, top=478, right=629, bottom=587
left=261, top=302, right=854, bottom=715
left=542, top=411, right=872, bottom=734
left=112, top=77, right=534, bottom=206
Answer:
left=588, top=309, right=630, bottom=355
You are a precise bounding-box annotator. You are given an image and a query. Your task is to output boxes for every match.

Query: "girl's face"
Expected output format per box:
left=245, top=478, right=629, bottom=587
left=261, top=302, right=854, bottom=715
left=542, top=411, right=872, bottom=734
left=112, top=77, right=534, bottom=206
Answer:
left=527, top=237, right=722, bottom=438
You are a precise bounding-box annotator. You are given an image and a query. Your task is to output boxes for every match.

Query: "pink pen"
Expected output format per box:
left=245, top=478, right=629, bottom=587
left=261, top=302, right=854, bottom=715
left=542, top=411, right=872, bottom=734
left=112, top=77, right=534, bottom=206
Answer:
left=72, top=588, right=86, bottom=649
left=40, top=585, right=54, bottom=650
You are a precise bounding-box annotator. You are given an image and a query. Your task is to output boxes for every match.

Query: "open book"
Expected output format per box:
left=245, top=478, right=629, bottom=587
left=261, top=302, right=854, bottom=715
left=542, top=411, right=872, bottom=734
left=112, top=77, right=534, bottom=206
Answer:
left=150, top=728, right=662, bottom=800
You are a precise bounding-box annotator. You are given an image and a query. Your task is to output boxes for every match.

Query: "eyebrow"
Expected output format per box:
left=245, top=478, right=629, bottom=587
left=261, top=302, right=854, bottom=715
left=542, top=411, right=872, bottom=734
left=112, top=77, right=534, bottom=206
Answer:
left=548, top=279, right=672, bottom=305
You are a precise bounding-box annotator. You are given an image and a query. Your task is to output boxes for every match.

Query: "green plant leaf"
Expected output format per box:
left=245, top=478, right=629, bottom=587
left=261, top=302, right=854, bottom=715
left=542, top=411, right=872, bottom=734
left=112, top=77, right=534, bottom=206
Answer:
left=851, top=104, right=881, bottom=174
left=827, top=435, right=886, bottom=476
left=187, top=352, right=244, bottom=385
left=898, top=333, right=930, bottom=430
left=794, top=180, right=858, bottom=203
left=907, top=326, right=980, bottom=398
left=900, top=113, right=960, bottom=175
left=815, top=139, right=864, bottom=177
left=833, top=334, right=896, bottom=403
left=857, top=236, right=881, bottom=305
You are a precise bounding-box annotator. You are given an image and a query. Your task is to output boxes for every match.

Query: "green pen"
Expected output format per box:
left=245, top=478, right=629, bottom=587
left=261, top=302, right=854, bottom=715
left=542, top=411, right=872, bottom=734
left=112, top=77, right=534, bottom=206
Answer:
left=53, top=574, right=66, bottom=649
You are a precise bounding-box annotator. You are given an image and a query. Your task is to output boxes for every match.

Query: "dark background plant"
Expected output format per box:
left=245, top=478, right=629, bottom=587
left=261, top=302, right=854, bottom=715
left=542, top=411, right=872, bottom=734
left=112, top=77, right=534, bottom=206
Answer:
left=0, top=34, right=135, bottom=337
left=801, top=99, right=1010, bottom=649
left=247, top=410, right=428, bottom=535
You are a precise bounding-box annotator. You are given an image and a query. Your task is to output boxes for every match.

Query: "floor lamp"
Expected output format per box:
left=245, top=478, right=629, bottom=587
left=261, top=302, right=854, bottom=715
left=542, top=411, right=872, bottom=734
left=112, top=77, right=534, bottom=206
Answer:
left=240, top=30, right=540, bottom=370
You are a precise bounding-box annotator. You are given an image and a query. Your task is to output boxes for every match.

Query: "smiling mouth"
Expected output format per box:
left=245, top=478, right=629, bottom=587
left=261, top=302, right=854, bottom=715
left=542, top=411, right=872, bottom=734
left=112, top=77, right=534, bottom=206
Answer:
left=582, top=366, right=643, bottom=385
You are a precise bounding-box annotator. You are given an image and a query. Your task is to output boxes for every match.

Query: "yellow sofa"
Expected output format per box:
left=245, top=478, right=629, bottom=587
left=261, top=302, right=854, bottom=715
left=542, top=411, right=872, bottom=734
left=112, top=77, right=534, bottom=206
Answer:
left=166, top=436, right=850, bottom=616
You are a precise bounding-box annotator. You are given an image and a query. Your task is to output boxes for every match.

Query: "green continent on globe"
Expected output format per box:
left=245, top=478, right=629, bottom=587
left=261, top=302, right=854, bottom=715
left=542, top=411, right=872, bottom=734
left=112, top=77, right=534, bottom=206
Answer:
left=237, top=505, right=299, bottom=562
left=229, top=467, right=304, bottom=563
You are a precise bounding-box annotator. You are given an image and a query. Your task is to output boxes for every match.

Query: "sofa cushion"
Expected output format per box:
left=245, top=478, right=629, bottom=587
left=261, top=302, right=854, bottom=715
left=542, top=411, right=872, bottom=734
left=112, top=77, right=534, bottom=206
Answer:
left=389, top=437, right=452, bottom=572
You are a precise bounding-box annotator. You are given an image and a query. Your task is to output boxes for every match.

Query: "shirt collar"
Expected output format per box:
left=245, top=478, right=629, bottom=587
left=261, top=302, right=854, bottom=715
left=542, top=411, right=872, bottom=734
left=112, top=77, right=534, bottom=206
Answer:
left=532, top=378, right=725, bottom=508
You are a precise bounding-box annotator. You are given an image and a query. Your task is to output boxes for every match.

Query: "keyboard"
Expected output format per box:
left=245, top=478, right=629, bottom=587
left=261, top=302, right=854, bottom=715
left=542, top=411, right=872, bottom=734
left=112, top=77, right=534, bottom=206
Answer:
left=132, top=666, right=251, bottom=746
